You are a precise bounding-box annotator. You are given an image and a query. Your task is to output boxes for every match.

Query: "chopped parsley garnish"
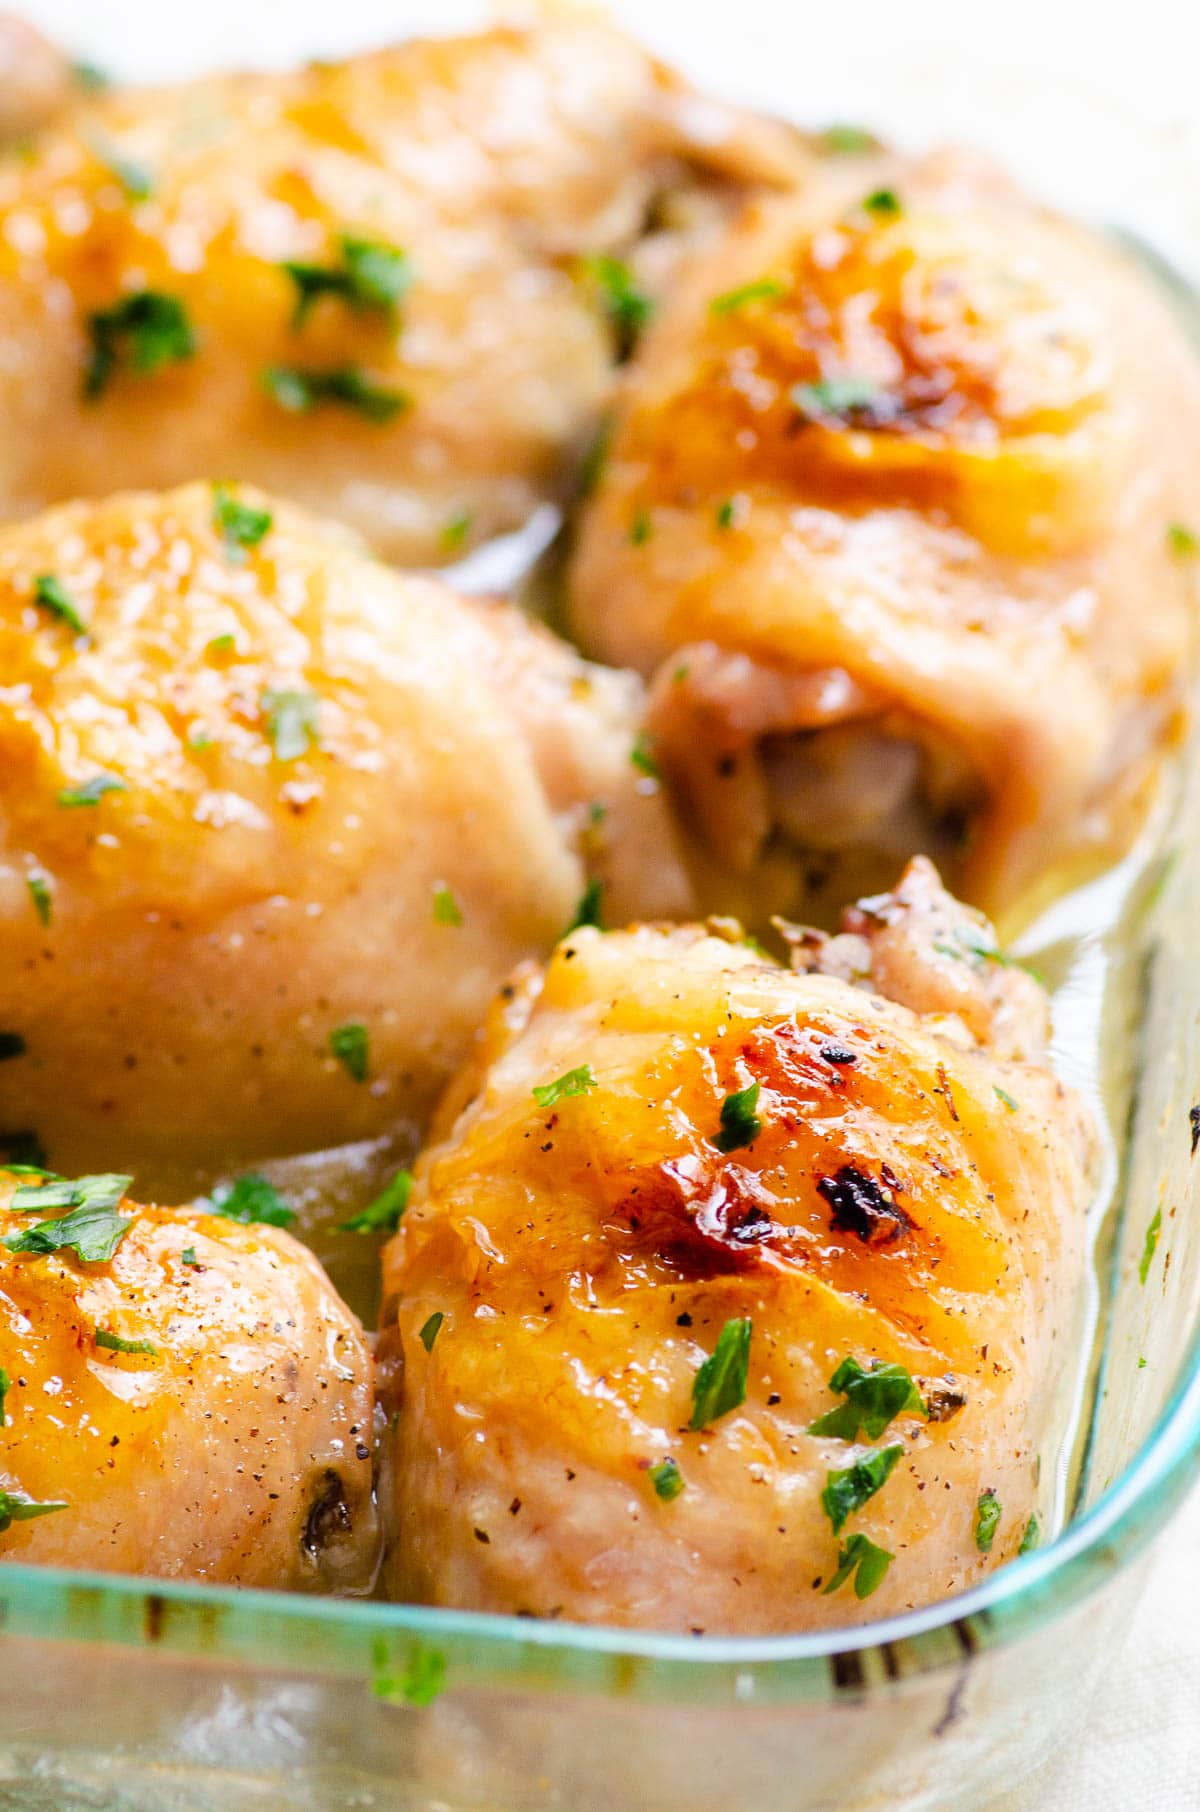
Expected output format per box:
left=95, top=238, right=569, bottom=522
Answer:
left=1139, top=1208, right=1162, bottom=1285
left=206, top=633, right=236, bottom=656
left=791, top=376, right=890, bottom=423
left=579, top=422, right=611, bottom=497
left=808, top=1357, right=926, bottom=1442
left=26, top=874, right=52, bottom=928
left=821, top=1443, right=905, bottom=1535
left=564, top=877, right=604, bottom=936
left=1018, top=1513, right=1041, bottom=1555
left=57, top=773, right=125, bottom=808
left=994, top=1086, right=1019, bottom=1113
left=689, top=1316, right=752, bottom=1430
left=1167, top=521, right=1198, bottom=556
left=418, top=1311, right=444, bottom=1352
left=862, top=187, right=901, bottom=217
left=206, top=1173, right=296, bottom=1229
left=89, top=134, right=153, bottom=200
left=329, top=1021, right=368, bottom=1082
left=6, top=1173, right=134, bottom=1263
left=440, top=511, right=473, bottom=554
left=72, top=60, right=111, bottom=94
left=432, top=884, right=463, bottom=927
left=261, top=363, right=410, bottom=422
left=821, top=1531, right=894, bottom=1600
left=629, top=508, right=652, bottom=546
left=340, top=1169, right=413, bottom=1235
left=85, top=291, right=196, bottom=399
left=974, top=1489, right=1002, bottom=1553
left=0, top=1490, right=68, bottom=1532
left=212, top=484, right=272, bottom=560
left=0, top=1034, right=25, bottom=1062
left=577, top=255, right=653, bottom=360
left=180, top=1246, right=200, bottom=1267
left=0, top=1367, right=8, bottom=1427
left=371, top=1637, right=446, bottom=1706
left=282, top=234, right=413, bottom=328
left=710, top=277, right=787, bottom=316
left=33, top=574, right=87, bottom=636
left=261, top=687, right=319, bottom=761
left=95, top=1328, right=157, bottom=1356
left=630, top=732, right=660, bottom=779
left=714, top=1081, right=762, bottom=1154
left=715, top=497, right=742, bottom=530
left=532, top=1065, right=596, bottom=1109
left=648, top=1458, right=685, bottom=1502
left=821, top=123, right=879, bottom=153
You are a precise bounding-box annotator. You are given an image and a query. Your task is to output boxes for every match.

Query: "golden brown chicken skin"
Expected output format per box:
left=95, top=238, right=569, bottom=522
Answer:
left=0, top=1167, right=375, bottom=1588
left=0, top=19, right=801, bottom=561
left=0, top=482, right=691, bottom=1183
left=379, top=858, right=1095, bottom=1632
left=569, top=149, right=1200, bottom=923
left=0, top=13, right=77, bottom=146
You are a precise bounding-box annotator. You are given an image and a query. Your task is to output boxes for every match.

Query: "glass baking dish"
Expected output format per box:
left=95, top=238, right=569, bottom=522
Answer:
left=2, top=7, right=1199, bottom=1809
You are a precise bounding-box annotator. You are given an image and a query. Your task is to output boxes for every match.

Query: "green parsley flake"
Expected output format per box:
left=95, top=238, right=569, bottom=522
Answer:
left=206, top=1173, right=296, bottom=1229
left=95, top=1327, right=157, bottom=1356
left=648, top=1458, right=685, bottom=1502
left=282, top=234, right=413, bottom=329
left=791, top=375, right=890, bottom=423
left=372, top=1637, right=446, bottom=1706
left=89, top=134, right=153, bottom=200
left=206, top=633, right=236, bottom=656
left=710, top=277, right=787, bottom=316
left=994, top=1086, right=1019, bottom=1113
left=862, top=187, right=901, bottom=217
left=329, top=1021, right=368, bottom=1082
left=440, top=511, right=473, bottom=554
left=418, top=1311, right=444, bottom=1352
left=261, top=364, right=410, bottom=423
left=1018, top=1513, right=1041, bottom=1555
left=85, top=290, right=196, bottom=400
left=26, top=874, right=52, bottom=928
left=0, top=1367, right=8, bottom=1427
left=689, top=1316, right=752, bottom=1430
left=262, top=687, right=319, bottom=761
left=577, top=255, right=653, bottom=360
left=630, top=732, right=660, bottom=779
left=340, top=1169, right=413, bottom=1235
left=57, top=773, right=125, bottom=809
left=181, top=1246, right=200, bottom=1268
left=629, top=508, right=652, bottom=546
left=808, top=1357, right=926, bottom=1442
left=821, top=1531, right=894, bottom=1600
left=33, top=574, right=87, bottom=636
left=11, top=1173, right=127, bottom=1215
left=564, top=878, right=604, bottom=937
left=6, top=1173, right=134, bottom=1263
left=1139, top=1208, right=1162, bottom=1285
left=714, top=1081, right=763, bottom=1154
left=532, top=1065, right=596, bottom=1109
left=212, top=484, right=272, bottom=560
left=0, top=1034, right=25, bottom=1062
left=821, top=123, right=880, bottom=153
left=715, top=497, right=742, bottom=530
left=72, top=60, right=111, bottom=94
left=975, top=1489, right=1002, bottom=1553
left=821, top=1443, right=904, bottom=1535
left=0, top=1490, right=68, bottom=1533
left=1167, top=521, right=1198, bottom=557
left=432, top=884, right=463, bottom=927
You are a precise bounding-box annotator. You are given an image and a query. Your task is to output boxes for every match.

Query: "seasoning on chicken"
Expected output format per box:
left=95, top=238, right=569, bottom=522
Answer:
left=379, top=857, right=1095, bottom=1632
left=0, top=1167, right=376, bottom=1589
left=569, top=148, right=1200, bottom=922
left=0, top=482, right=691, bottom=1182
left=0, top=19, right=802, bottom=561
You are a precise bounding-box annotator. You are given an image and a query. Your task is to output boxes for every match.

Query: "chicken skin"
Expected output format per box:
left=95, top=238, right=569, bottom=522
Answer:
left=0, top=1167, right=375, bottom=1589
left=0, top=19, right=800, bottom=562
left=380, top=858, right=1095, bottom=1632
left=0, top=13, right=77, bottom=146
left=569, top=149, right=1200, bottom=923
left=0, top=482, right=691, bottom=1182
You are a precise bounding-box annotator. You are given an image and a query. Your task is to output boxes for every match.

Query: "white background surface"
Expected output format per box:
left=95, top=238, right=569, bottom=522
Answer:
left=12, top=2, right=1200, bottom=1805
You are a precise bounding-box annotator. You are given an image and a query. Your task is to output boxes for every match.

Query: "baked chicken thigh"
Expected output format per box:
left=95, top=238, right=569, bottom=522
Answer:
left=569, top=150, right=1200, bottom=922
left=0, top=18, right=800, bottom=561
left=380, top=858, right=1095, bottom=1632
left=0, top=482, right=690, bottom=1181
left=0, top=1166, right=376, bottom=1589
